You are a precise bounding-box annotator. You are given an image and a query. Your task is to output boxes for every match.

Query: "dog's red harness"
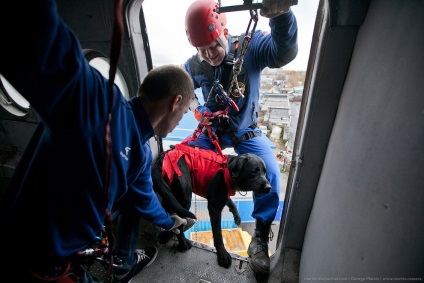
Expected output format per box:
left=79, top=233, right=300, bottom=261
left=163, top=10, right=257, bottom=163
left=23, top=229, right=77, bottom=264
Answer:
left=162, top=144, right=235, bottom=198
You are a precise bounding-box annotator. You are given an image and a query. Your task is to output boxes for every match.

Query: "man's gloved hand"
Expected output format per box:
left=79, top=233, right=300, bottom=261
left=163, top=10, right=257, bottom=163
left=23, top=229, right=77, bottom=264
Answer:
left=260, top=0, right=296, bottom=18
left=194, top=105, right=211, bottom=122
left=189, top=95, right=200, bottom=112
left=169, top=214, right=188, bottom=234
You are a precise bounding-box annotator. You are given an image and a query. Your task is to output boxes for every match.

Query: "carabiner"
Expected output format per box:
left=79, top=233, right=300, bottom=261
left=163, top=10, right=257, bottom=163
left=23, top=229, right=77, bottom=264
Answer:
left=245, top=9, right=258, bottom=37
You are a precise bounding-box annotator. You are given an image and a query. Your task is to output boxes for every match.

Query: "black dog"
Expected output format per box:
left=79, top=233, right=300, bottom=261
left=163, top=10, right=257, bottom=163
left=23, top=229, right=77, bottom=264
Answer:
left=152, top=143, right=271, bottom=268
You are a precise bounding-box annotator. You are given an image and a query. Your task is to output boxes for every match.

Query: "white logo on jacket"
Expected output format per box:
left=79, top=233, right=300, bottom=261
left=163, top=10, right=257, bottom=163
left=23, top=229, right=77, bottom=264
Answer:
left=120, top=147, right=131, bottom=161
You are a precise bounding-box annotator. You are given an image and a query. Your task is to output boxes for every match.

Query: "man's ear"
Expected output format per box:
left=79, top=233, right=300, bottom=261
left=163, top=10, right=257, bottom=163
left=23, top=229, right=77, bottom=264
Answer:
left=171, top=95, right=183, bottom=111
left=224, top=28, right=229, bottom=40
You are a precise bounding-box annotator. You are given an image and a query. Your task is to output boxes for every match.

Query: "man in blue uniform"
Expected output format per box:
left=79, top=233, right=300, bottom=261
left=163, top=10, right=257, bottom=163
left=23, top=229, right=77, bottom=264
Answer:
left=0, top=1, right=193, bottom=282
left=183, top=0, right=298, bottom=275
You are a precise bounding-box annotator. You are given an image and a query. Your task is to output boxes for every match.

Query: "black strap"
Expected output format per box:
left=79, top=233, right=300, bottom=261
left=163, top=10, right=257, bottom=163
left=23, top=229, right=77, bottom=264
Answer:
left=237, top=131, right=261, bottom=142
left=220, top=64, right=233, bottom=94
left=225, top=33, right=246, bottom=64
left=216, top=120, right=260, bottom=146
left=225, top=35, right=240, bottom=64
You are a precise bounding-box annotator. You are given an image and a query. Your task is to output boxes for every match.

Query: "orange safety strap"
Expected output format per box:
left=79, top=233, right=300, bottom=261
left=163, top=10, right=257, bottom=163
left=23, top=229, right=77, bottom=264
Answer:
left=183, top=108, right=229, bottom=156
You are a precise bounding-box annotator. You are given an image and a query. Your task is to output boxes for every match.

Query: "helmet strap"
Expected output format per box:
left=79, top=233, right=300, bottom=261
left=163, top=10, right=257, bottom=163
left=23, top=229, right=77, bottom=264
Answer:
left=216, top=32, right=229, bottom=56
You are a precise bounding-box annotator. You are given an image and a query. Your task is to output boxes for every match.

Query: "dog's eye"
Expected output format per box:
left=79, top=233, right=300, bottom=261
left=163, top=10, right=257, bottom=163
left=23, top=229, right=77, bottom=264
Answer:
left=249, top=167, right=260, bottom=177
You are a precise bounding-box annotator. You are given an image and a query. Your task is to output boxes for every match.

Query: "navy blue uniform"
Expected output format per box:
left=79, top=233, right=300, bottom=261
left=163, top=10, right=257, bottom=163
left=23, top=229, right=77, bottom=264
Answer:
left=0, top=0, right=173, bottom=276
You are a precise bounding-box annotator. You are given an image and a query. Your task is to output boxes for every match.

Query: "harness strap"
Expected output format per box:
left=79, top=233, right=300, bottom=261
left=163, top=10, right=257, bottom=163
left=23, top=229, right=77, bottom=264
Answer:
left=237, top=130, right=261, bottom=141
left=192, top=146, right=199, bottom=173
left=224, top=33, right=245, bottom=65
left=188, top=109, right=260, bottom=152
left=183, top=109, right=227, bottom=156
left=225, top=35, right=239, bottom=64
left=103, top=0, right=124, bottom=269
left=217, top=121, right=261, bottom=146
left=166, top=144, right=236, bottom=198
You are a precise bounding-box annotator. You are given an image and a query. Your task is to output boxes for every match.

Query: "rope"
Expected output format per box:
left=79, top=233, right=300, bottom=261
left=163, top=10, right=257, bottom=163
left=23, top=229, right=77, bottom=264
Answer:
left=103, top=0, right=124, bottom=270
left=228, top=9, right=258, bottom=98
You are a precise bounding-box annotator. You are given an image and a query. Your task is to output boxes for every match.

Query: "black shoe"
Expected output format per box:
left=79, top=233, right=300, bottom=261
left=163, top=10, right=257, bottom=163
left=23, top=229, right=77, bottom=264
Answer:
left=112, top=247, right=158, bottom=283
left=247, top=237, right=270, bottom=275
left=247, top=219, right=273, bottom=275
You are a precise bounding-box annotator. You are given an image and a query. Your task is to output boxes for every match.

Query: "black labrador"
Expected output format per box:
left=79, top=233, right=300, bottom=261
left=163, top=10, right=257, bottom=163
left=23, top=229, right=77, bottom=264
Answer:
left=151, top=144, right=271, bottom=268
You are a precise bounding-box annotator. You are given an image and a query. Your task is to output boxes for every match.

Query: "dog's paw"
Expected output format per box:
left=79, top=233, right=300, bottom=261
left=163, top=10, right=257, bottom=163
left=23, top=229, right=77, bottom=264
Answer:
left=234, top=215, right=241, bottom=226
left=177, top=238, right=192, bottom=252
left=217, top=250, right=232, bottom=268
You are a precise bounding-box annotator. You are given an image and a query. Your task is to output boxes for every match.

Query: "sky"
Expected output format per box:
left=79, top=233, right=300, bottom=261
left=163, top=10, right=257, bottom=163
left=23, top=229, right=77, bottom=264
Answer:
left=143, top=0, right=320, bottom=71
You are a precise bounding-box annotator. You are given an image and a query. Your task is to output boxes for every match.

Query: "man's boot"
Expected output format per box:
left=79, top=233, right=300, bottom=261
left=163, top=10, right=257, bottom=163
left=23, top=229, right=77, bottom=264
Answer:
left=247, top=219, right=273, bottom=275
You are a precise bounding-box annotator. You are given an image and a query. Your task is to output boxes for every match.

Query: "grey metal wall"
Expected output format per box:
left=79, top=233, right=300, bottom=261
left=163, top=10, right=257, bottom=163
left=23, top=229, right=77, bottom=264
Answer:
left=300, top=0, right=424, bottom=280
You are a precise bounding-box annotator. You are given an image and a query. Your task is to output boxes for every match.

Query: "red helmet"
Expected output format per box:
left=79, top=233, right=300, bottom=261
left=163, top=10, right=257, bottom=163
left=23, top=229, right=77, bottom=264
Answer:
left=185, top=0, right=227, bottom=47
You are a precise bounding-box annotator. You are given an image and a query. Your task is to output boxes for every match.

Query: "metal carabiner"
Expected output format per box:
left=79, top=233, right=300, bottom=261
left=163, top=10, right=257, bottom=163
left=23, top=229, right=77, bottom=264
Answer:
left=245, top=9, right=258, bottom=37
left=228, top=9, right=258, bottom=99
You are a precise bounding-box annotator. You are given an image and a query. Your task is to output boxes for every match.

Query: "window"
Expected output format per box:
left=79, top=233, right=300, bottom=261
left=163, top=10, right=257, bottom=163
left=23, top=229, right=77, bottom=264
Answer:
left=0, top=74, right=30, bottom=117
left=85, top=52, right=130, bottom=100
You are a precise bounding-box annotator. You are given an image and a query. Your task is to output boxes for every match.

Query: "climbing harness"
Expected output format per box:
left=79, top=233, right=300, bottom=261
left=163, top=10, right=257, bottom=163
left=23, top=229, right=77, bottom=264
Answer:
left=185, top=105, right=228, bottom=156
left=30, top=227, right=120, bottom=282
left=189, top=8, right=260, bottom=154
left=162, top=143, right=234, bottom=198
left=75, top=227, right=122, bottom=269
left=212, top=80, right=239, bottom=111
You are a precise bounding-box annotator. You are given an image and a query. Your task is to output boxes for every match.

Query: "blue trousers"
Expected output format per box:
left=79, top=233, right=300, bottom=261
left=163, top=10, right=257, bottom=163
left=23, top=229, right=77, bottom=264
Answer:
left=188, top=127, right=281, bottom=223
left=112, top=203, right=140, bottom=273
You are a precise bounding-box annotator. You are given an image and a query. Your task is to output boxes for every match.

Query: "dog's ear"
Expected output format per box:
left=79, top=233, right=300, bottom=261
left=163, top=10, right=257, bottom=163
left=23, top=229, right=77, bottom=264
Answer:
left=227, top=154, right=250, bottom=187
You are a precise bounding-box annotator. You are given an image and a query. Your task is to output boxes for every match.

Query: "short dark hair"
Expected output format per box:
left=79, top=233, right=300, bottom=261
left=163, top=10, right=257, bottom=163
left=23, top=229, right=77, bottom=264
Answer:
left=137, top=65, right=194, bottom=105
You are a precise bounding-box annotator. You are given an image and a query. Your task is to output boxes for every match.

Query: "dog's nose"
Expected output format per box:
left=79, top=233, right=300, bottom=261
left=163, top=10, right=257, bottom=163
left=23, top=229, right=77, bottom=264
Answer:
left=259, top=183, right=271, bottom=194
left=264, top=185, right=271, bottom=194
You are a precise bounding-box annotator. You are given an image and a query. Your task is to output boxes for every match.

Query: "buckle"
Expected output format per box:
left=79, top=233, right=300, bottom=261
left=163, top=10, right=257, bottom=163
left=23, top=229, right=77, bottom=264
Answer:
left=239, top=131, right=261, bottom=141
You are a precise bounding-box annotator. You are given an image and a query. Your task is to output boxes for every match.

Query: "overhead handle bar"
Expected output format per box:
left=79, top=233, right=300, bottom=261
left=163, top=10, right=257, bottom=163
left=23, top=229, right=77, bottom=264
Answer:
left=217, top=0, right=298, bottom=13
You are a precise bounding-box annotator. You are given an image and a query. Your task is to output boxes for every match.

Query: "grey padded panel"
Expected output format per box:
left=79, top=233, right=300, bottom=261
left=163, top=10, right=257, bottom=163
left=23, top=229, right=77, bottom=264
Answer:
left=300, top=0, right=424, bottom=280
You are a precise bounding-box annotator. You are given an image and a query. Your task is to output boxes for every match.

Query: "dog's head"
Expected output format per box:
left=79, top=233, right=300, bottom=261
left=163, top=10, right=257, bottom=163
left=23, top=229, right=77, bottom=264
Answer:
left=227, top=153, right=271, bottom=194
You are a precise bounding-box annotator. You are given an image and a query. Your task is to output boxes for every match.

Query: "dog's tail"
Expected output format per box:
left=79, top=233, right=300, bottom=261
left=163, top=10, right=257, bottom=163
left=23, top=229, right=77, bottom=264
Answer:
left=160, top=187, right=196, bottom=219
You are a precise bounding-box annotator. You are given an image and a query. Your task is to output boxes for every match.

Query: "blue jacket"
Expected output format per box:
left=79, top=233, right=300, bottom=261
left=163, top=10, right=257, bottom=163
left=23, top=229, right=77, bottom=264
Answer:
left=0, top=0, right=173, bottom=263
left=184, top=11, right=298, bottom=132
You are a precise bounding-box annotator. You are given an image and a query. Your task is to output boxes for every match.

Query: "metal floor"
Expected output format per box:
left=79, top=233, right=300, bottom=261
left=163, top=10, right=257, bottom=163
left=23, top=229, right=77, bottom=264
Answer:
left=87, top=170, right=288, bottom=282
left=89, top=240, right=259, bottom=283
